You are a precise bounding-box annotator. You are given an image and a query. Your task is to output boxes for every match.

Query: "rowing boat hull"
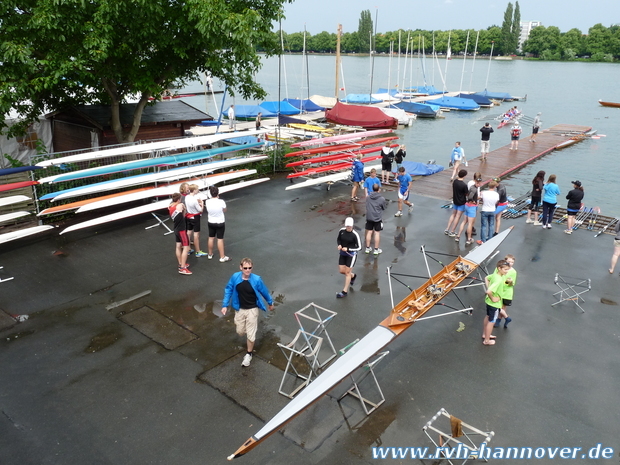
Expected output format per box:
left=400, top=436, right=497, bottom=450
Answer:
left=0, top=166, right=42, bottom=177
left=0, top=225, right=54, bottom=245
left=598, top=100, right=620, bottom=108
left=227, top=228, right=513, bottom=460
left=0, top=195, right=30, bottom=208
left=0, top=181, right=39, bottom=193
left=290, top=129, right=393, bottom=148
left=286, top=153, right=383, bottom=179
left=60, top=178, right=270, bottom=235
left=0, top=211, right=31, bottom=224
left=285, top=136, right=398, bottom=158
left=286, top=144, right=397, bottom=168
left=285, top=163, right=381, bottom=190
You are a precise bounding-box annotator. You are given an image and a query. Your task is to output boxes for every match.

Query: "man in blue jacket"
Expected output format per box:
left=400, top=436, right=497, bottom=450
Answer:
left=222, top=257, right=274, bottom=367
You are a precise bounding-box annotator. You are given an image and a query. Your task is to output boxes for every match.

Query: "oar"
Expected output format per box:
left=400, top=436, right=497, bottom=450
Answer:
left=595, top=217, right=619, bottom=237
left=587, top=207, right=601, bottom=230
left=573, top=207, right=593, bottom=230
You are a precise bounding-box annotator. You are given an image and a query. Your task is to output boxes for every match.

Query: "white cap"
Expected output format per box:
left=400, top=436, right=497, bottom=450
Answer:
left=344, top=217, right=354, bottom=227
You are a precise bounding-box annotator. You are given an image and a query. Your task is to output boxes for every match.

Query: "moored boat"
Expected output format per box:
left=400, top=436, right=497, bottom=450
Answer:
left=598, top=100, right=620, bottom=108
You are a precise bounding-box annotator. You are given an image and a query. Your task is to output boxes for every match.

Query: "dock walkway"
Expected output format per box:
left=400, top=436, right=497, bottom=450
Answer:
left=411, top=124, right=592, bottom=200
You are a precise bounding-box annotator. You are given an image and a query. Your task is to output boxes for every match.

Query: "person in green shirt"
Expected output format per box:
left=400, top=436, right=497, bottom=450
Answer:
left=483, top=260, right=511, bottom=346
left=494, top=254, right=517, bottom=328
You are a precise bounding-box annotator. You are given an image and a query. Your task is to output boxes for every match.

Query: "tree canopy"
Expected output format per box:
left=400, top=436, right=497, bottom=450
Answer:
left=0, top=0, right=291, bottom=143
left=357, top=10, right=373, bottom=53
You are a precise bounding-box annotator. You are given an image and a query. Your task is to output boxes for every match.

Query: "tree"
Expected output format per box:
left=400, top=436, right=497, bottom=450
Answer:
left=0, top=0, right=291, bottom=143
left=511, top=1, right=521, bottom=53
left=499, top=2, right=514, bottom=55
left=357, top=10, right=373, bottom=53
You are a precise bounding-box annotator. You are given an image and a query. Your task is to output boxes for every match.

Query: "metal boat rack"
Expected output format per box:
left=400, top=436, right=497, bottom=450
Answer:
left=0, top=266, right=14, bottom=283
left=552, top=273, right=590, bottom=313
left=146, top=212, right=174, bottom=235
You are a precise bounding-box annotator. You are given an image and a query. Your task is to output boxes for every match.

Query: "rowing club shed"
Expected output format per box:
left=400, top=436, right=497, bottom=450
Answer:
left=46, top=101, right=213, bottom=153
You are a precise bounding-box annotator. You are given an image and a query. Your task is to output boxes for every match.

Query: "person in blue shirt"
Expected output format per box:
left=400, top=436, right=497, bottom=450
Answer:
left=350, top=154, right=365, bottom=201
left=363, top=168, right=381, bottom=197
left=394, top=166, right=414, bottom=217
left=541, top=174, right=561, bottom=229
left=222, top=257, right=274, bottom=367
left=450, top=141, right=466, bottom=182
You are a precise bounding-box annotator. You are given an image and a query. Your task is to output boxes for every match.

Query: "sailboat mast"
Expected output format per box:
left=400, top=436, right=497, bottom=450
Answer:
left=369, top=8, right=378, bottom=104
left=468, top=30, right=480, bottom=92
left=334, top=24, right=342, bottom=99
left=485, top=41, right=495, bottom=90
left=397, top=31, right=401, bottom=92
left=459, top=30, right=470, bottom=93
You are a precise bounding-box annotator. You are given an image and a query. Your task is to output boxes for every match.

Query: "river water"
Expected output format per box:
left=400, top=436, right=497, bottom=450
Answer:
left=181, top=55, right=618, bottom=213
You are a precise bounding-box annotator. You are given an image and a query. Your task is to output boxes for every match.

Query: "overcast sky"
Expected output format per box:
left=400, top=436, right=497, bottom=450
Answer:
left=280, top=0, right=619, bottom=35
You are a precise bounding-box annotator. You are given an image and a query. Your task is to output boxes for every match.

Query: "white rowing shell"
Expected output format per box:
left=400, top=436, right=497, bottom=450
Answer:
left=0, top=225, right=54, bottom=245
left=60, top=178, right=270, bottom=235
left=0, top=211, right=31, bottom=224
left=285, top=163, right=381, bottom=190
left=0, top=195, right=30, bottom=207
left=50, top=156, right=267, bottom=202
left=290, top=129, right=392, bottom=148
left=76, top=170, right=256, bottom=213
left=36, top=129, right=268, bottom=168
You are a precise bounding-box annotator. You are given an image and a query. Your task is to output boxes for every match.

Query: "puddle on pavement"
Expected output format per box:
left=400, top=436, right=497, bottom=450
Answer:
left=84, top=326, right=123, bottom=353
left=601, top=298, right=617, bottom=305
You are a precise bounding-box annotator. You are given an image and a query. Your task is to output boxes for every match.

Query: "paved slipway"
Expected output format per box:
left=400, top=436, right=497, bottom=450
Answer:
left=0, top=176, right=618, bottom=465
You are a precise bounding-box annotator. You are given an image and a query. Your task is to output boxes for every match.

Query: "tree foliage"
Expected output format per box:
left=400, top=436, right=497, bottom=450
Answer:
left=0, top=0, right=291, bottom=142
left=357, top=10, right=373, bottom=53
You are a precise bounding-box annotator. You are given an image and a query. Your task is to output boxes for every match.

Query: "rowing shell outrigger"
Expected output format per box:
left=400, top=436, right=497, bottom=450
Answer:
left=227, top=227, right=513, bottom=460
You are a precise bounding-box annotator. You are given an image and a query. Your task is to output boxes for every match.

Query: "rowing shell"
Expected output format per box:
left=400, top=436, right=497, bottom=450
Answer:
left=290, top=129, right=393, bottom=148
left=0, top=166, right=42, bottom=177
left=39, top=142, right=263, bottom=184
left=41, top=155, right=268, bottom=202
left=227, top=227, right=513, bottom=460
left=76, top=170, right=255, bottom=213
left=0, top=181, right=39, bottom=193
left=286, top=152, right=386, bottom=179
left=0, top=195, right=30, bottom=208
left=286, top=143, right=398, bottom=168
left=0, top=211, right=31, bottom=224
left=284, top=164, right=381, bottom=191
left=36, top=129, right=268, bottom=168
left=0, top=225, right=55, bottom=245
left=285, top=136, right=399, bottom=158
left=60, top=178, right=270, bottom=235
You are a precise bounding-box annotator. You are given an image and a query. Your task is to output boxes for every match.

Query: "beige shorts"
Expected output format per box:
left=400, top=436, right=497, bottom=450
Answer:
left=234, top=307, right=259, bottom=342
left=614, top=239, right=620, bottom=247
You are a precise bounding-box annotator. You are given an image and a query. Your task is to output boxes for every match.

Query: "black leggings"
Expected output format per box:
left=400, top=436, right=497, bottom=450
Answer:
left=542, top=201, right=556, bottom=226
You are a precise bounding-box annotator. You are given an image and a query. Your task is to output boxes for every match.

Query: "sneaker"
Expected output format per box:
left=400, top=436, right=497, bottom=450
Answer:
left=350, top=273, right=357, bottom=285
left=476, top=240, right=483, bottom=245
left=564, top=229, right=572, bottom=234
left=219, top=256, right=231, bottom=262
left=504, top=317, right=512, bottom=328
left=466, top=239, right=474, bottom=245
left=241, top=353, right=252, bottom=367
left=394, top=211, right=403, bottom=217
left=542, top=225, right=547, bottom=229
left=365, top=247, right=372, bottom=254
left=526, top=219, right=534, bottom=224
left=533, top=221, right=542, bottom=226
left=454, top=237, right=460, bottom=242
left=408, top=204, right=414, bottom=213
left=351, top=197, right=358, bottom=202
left=179, top=267, right=192, bottom=275
left=494, top=318, right=502, bottom=328
left=178, top=263, right=190, bottom=269
left=448, top=231, right=457, bottom=237
left=444, top=230, right=450, bottom=235
left=547, top=224, right=552, bottom=229
left=195, top=251, right=208, bottom=257
left=373, top=248, right=382, bottom=255
left=188, top=249, right=195, bottom=255
left=336, top=291, right=348, bottom=298
left=493, top=232, right=498, bottom=237
left=207, top=254, right=214, bottom=259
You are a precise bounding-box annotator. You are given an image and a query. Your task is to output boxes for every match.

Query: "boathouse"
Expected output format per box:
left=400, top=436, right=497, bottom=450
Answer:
left=46, top=101, right=213, bottom=152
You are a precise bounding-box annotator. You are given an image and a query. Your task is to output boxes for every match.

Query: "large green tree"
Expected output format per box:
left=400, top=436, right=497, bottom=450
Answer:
left=0, top=0, right=291, bottom=143
left=499, top=2, right=514, bottom=55
left=511, top=1, right=521, bottom=53
left=357, top=10, right=373, bottom=53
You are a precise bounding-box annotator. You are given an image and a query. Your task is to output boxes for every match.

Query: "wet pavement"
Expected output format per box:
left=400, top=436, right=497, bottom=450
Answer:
left=1, top=176, right=619, bottom=464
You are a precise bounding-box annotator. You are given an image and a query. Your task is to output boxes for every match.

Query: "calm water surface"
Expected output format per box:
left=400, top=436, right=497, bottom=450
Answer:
left=182, top=56, right=618, bottom=213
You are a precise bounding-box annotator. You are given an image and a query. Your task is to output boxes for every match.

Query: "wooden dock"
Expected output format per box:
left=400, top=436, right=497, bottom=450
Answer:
left=411, top=124, right=593, bottom=201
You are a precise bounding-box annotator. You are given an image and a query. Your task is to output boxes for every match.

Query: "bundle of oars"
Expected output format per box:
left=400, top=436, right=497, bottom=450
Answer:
left=502, top=192, right=532, bottom=219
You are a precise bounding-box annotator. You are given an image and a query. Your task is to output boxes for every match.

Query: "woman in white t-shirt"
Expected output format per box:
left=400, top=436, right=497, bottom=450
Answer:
left=205, top=186, right=230, bottom=262
left=478, top=180, right=499, bottom=244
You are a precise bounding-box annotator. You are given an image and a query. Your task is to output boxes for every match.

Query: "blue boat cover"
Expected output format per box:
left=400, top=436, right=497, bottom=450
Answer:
left=474, top=90, right=514, bottom=101
left=284, top=98, right=325, bottom=112
left=259, top=101, right=301, bottom=115
left=341, top=94, right=382, bottom=104
left=376, top=88, right=399, bottom=96
left=404, top=85, right=443, bottom=95
left=0, top=166, right=42, bottom=177
left=391, top=101, right=440, bottom=117
left=225, top=105, right=277, bottom=119
left=224, top=135, right=275, bottom=148
left=402, top=161, right=444, bottom=176
left=455, top=93, right=493, bottom=106
left=423, top=96, right=479, bottom=111
left=278, top=115, right=307, bottom=126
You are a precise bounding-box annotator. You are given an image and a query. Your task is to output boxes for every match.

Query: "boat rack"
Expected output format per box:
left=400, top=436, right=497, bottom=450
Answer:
left=423, top=408, right=495, bottom=465
left=146, top=212, right=174, bottom=235
left=277, top=303, right=338, bottom=398
left=0, top=266, right=14, bottom=283
left=552, top=274, right=591, bottom=313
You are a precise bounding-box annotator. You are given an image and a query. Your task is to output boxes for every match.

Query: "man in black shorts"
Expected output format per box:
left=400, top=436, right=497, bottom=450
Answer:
left=365, top=183, right=387, bottom=255
left=336, top=217, right=361, bottom=298
left=381, top=143, right=394, bottom=184
left=169, top=193, right=191, bottom=275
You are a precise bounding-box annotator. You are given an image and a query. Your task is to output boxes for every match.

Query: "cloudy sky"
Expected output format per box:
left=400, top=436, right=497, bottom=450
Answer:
left=280, top=0, right=619, bottom=34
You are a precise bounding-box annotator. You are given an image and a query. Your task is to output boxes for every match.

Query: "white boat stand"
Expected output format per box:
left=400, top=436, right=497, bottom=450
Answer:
left=0, top=266, right=14, bottom=283
left=277, top=330, right=323, bottom=399
left=423, top=408, right=495, bottom=465
left=337, top=349, right=389, bottom=416
left=145, top=212, right=174, bottom=235
left=552, top=273, right=590, bottom=313
left=294, top=302, right=338, bottom=369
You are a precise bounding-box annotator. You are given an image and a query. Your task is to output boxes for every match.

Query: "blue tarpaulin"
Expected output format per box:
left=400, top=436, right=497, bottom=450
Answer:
left=284, top=98, right=325, bottom=112
left=259, top=101, right=301, bottom=115
left=402, top=161, right=444, bottom=176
